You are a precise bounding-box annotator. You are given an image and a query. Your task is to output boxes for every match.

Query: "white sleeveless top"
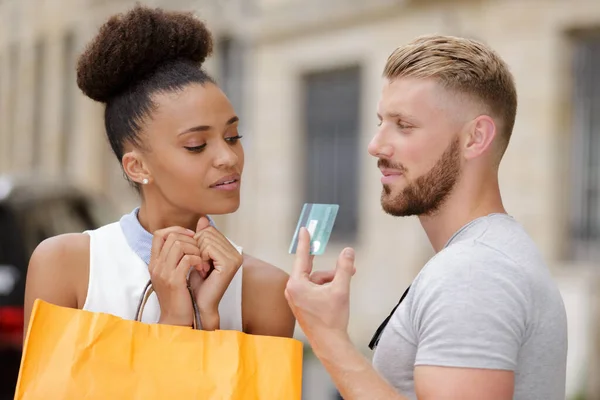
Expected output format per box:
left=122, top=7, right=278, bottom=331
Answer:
left=82, top=221, right=244, bottom=330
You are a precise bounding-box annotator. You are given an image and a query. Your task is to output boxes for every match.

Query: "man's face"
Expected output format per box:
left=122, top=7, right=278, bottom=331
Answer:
left=368, top=77, right=466, bottom=217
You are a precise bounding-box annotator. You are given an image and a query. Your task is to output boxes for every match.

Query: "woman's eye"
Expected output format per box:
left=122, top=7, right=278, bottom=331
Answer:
left=184, top=144, right=207, bottom=153
left=184, top=135, right=243, bottom=152
left=226, top=135, right=243, bottom=143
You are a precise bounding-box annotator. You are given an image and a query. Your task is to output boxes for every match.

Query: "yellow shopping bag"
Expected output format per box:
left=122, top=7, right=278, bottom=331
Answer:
left=14, top=282, right=303, bottom=399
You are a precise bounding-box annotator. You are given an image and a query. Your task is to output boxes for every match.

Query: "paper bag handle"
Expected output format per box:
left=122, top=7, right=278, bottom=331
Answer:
left=134, top=279, right=202, bottom=330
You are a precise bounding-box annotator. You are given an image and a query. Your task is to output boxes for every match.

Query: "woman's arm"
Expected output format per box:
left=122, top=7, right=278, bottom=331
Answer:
left=241, top=254, right=296, bottom=337
left=23, top=233, right=90, bottom=340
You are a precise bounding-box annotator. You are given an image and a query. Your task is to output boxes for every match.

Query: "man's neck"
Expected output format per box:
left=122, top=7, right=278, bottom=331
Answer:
left=418, top=173, right=506, bottom=253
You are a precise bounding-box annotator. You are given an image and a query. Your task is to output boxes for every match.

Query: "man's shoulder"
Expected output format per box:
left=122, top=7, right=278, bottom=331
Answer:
left=411, top=241, right=533, bottom=312
left=422, top=216, right=547, bottom=282
left=420, top=240, right=526, bottom=281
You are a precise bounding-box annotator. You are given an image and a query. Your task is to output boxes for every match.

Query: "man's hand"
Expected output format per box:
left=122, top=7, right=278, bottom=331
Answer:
left=283, top=228, right=406, bottom=400
left=284, top=227, right=356, bottom=350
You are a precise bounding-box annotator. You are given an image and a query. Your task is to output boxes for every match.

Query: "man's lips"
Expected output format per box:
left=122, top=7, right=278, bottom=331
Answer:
left=380, top=169, right=403, bottom=185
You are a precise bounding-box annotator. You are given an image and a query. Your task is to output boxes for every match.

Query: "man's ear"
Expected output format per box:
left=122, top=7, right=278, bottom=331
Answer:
left=122, top=150, right=152, bottom=185
left=463, top=115, right=497, bottom=160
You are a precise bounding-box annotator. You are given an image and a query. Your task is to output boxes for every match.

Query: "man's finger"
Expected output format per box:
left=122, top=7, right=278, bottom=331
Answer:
left=309, top=270, right=335, bottom=285
left=309, top=261, right=356, bottom=285
left=332, top=247, right=356, bottom=288
left=291, top=227, right=313, bottom=279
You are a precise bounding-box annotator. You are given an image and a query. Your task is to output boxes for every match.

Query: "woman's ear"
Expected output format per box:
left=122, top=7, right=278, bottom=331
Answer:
left=122, top=151, right=152, bottom=185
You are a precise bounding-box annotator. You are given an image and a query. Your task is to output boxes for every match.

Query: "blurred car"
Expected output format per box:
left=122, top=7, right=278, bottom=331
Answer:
left=0, top=174, right=116, bottom=399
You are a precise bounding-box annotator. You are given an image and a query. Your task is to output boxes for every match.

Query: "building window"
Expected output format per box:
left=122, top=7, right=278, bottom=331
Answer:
left=217, top=36, right=245, bottom=120
left=570, top=35, right=600, bottom=262
left=302, top=65, right=361, bottom=242
left=32, top=39, right=46, bottom=170
left=61, top=30, right=76, bottom=174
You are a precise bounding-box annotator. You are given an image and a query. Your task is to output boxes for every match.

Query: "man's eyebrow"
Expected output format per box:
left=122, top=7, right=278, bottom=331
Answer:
left=377, top=112, right=417, bottom=121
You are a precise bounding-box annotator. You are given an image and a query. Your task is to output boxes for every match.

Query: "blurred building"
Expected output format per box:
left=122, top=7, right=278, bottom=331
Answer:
left=1, top=0, right=599, bottom=399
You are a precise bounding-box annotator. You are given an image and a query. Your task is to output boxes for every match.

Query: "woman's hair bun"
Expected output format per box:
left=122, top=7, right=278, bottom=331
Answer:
left=76, top=4, right=214, bottom=103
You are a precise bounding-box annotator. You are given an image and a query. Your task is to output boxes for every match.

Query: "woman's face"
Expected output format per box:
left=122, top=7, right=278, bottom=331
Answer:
left=128, top=82, right=245, bottom=215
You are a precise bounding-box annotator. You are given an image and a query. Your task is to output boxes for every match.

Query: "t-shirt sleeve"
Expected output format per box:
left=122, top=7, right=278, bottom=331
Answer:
left=412, top=244, right=531, bottom=371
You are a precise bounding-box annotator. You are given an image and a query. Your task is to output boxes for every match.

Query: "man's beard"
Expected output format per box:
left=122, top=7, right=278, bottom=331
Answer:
left=380, top=137, right=461, bottom=217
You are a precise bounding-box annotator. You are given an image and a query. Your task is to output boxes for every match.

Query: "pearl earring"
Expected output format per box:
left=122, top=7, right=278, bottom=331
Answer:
left=142, top=178, right=149, bottom=185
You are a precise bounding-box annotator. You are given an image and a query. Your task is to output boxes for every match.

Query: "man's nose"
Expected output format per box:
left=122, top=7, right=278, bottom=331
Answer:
left=368, top=130, right=394, bottom=159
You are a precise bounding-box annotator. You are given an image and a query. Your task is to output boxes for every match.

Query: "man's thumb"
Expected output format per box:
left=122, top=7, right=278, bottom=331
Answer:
left=333, top=247, right=356, bottom=286
left=196, top=216, right=211, bottom=232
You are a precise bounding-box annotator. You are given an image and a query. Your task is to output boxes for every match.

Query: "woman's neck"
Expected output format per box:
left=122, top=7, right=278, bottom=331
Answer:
left=137, top=201, right=204, bottom=234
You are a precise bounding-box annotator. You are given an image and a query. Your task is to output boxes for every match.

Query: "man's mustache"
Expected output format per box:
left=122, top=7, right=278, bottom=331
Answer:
left=377, top=158, right=407, bottom=173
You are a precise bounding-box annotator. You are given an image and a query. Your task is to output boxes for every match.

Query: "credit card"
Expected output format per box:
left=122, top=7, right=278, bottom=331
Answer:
left=289, top=203, right=339, bottom=256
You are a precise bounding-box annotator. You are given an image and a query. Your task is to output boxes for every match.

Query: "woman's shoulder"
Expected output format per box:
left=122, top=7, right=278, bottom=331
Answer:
left=28, top=233, right=91, bottom=295
left=24, top=233, right=91, bottom=327
left=31, top=218, right=122, bottom=263
left=31, top=233, right=90, bottom=266
left=28, top=218, right=125, bottom=294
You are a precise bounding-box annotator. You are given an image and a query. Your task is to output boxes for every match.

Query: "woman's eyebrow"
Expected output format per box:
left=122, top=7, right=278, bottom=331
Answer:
left=178, top=116, right=239, bottom=136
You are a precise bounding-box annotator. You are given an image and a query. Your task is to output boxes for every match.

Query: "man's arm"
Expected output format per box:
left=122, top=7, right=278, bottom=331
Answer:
left=313, top=331, right=406, bottom=400
left=313, top=330, right=513, bottom=400
left=414, top=366, right=513, bottom=399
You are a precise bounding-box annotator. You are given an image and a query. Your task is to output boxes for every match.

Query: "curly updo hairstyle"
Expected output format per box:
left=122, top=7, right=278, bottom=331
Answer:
left=77, top=4, right=215, bottom=164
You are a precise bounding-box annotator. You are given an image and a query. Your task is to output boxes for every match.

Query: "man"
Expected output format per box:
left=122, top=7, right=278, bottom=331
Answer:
left=285, top=35, right=568, bottom=400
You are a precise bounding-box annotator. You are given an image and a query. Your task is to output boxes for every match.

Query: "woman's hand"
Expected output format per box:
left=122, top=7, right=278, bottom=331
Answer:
left=190, top=217, right=243, bottom=330
left=149, top=226, right=209, bottom=327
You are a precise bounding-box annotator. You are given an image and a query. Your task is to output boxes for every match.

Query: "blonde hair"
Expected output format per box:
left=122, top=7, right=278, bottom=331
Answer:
left=384, top=35, right=517, bottom=154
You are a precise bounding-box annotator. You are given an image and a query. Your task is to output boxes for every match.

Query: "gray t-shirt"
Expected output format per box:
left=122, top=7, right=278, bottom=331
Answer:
left=372, top=214, right=568, bottom=400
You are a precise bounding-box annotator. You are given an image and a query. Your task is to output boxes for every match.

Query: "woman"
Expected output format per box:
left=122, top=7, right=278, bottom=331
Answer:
left=23, top=5, right=295, bottom=336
